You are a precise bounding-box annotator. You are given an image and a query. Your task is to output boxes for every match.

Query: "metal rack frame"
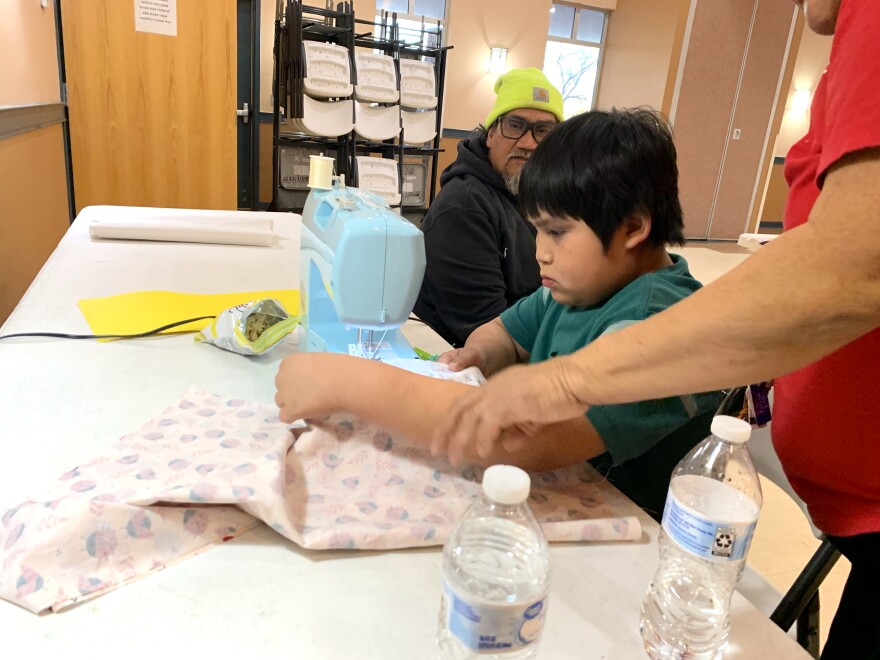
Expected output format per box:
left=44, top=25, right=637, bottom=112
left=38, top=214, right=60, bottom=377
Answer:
left=270, top=0, right=450, bottom=214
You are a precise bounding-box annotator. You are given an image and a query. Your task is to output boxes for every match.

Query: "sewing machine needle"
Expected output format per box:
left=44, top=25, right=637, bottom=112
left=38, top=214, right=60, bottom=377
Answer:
left=369, top=330, right=388, bottom=360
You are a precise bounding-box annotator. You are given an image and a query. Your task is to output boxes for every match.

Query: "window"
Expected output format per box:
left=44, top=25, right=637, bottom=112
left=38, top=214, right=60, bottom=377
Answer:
left=543, top=3, right=608, bottom=118
left=376, top=0, right=448, bottom=48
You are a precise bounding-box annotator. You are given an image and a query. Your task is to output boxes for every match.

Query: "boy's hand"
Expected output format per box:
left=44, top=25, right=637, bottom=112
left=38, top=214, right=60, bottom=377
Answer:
left=274, top=353, right=341, bottom=423
left=438, top=346, right=487, bottom=373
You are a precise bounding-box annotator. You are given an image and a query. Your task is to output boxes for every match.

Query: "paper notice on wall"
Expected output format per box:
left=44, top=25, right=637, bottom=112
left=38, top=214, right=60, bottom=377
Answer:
left=135, top=0, right=177, bottom=37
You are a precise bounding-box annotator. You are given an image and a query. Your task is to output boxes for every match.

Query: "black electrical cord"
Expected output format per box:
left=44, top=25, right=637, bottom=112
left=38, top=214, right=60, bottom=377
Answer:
left=0, top=316, right=215, bottom=342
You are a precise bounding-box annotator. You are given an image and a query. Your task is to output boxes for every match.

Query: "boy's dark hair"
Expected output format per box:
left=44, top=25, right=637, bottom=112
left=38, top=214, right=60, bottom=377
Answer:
left=520, top=108, right=685, bottom=250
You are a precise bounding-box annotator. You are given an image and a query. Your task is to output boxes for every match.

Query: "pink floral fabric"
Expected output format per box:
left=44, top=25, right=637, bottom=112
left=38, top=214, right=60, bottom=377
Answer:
left=0, top=387, right=641, bottom=613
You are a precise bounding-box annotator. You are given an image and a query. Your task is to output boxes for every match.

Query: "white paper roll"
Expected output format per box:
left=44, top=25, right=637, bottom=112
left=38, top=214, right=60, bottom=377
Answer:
left=89, top=217, right=275, bottom=247
left=308, top=155, right=335, bottom=189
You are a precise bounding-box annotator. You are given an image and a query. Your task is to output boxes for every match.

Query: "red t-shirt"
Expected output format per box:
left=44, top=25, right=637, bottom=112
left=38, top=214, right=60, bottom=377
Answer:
left=774, top=0, right=880, bottom=537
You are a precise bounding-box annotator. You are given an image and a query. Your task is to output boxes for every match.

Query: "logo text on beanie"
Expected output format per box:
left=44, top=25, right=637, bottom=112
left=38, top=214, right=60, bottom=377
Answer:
left=533, top=87, right=549, bottom=103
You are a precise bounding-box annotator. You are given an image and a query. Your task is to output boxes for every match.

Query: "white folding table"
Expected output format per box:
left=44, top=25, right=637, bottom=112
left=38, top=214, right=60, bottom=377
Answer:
left=0, top=206, right=804, bottom=658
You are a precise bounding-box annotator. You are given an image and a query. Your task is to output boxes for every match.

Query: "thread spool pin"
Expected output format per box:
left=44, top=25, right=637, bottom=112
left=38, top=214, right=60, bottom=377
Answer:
left=308, top=155, right=335, bottom=189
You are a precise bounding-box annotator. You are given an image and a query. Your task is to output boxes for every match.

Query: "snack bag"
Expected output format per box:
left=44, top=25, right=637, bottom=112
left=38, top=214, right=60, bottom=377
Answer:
left=195, top=299, right=298, bottom=356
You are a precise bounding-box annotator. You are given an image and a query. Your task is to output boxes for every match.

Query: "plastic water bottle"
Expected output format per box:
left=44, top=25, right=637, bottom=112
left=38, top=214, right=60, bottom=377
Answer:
left=640, top=415, right=762, bottom=659
left=437, top=464, right=551, bottom=659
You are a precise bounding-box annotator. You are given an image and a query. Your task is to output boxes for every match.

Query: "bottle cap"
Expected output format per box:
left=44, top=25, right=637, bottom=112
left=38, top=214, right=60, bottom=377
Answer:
left=711, top=415, right=752, bottom=444
left=482, top=465, right=531, bottom=505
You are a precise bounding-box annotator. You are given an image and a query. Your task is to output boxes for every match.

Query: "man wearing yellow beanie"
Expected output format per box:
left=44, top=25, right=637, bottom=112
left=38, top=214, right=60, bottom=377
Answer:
left=414, top=68, right=564, bottom=347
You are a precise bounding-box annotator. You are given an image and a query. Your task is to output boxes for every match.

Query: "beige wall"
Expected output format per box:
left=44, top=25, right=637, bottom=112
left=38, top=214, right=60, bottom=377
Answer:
left=351, top=0, right=376, bottom=30
left=258, top=1, right=819, bottom=234
left=257, top=0, right=692, bottom=165
left=442, top=0, right=689, bottom=130
left=0, top=0, right=68, bottom=323
left=443, top=0, right=553, bottom=129
left=0, top=0, right=60, bottom=106
left=773, top=23, right=832, bottom=157
left=0, top=127, right=70, bottom=322
left=260, top=0, right=276, bottom=114
left=597, top=0, right=690, bottom=112
left=260, top=0, right=692, bottom=129
left=753, top=19, right=830, bottom=231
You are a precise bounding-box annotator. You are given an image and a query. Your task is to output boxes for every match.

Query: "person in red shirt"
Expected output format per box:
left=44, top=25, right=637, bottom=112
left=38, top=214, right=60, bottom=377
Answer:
left=432, top=1, right=880, bottom=657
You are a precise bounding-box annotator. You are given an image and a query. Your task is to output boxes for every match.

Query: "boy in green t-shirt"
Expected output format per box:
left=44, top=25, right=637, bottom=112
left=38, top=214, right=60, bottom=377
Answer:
left=275, top=109, right=721, bottom=520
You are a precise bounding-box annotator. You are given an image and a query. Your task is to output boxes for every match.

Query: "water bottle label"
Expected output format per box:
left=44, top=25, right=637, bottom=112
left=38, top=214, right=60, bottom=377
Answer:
left=442, top=577, right=547, bottom=653
left=662, top=490, right=757, bottom=562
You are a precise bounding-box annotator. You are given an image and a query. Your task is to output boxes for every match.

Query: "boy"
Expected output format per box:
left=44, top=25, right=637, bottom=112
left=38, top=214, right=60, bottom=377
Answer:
left=275, top=109, right=721, bottom=520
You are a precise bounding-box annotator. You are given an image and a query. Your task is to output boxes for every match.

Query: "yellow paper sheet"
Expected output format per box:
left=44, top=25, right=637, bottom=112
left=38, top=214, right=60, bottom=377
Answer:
left=78, top=290, right=300, bottom=339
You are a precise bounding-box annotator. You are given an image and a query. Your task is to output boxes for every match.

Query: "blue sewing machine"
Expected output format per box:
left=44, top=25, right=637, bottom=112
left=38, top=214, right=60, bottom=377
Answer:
left=299, top=162, right=425, bottom=359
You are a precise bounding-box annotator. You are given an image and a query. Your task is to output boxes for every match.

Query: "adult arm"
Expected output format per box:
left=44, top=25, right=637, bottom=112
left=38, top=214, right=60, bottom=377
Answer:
left=275, top=352, right=602, bottom=471
left=434, top=149, right=880, bottom=459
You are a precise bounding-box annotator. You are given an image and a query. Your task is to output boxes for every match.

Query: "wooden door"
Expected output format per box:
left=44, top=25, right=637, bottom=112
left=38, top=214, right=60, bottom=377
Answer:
left=61, top=0, right=237, bottom=212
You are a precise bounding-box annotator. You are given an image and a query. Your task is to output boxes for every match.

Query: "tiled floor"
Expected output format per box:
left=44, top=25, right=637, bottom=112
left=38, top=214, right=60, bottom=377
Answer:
left=684, top=240, right=850, bottom=654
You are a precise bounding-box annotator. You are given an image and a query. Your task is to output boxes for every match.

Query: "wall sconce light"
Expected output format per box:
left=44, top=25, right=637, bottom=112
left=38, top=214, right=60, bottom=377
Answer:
left=488, top=47, right=508, bottom=75
left=790, top=88, right=812, bottom=117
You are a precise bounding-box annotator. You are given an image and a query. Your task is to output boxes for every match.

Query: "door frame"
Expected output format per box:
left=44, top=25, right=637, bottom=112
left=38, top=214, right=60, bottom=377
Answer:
left=237, top=0, right=260, bottom=209
left=53, top=0, right=75, bottom=224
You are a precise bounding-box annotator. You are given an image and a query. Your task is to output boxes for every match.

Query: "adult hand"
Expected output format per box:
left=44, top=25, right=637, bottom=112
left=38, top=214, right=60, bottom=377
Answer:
left=431, top=356, right=592, bottom=465
left=437, top=346, right=487, bottom=373
left=274, top=353, right=339, bottom=423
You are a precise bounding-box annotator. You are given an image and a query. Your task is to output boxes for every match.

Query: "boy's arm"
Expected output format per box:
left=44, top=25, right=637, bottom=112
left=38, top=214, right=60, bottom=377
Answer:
left=275, top=352, right=602, bottom=472
left=439, top=318, right=530, bottom=376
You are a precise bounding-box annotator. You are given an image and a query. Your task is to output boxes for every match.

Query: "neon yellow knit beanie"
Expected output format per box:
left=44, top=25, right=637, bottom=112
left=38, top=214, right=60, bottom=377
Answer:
left=485, top=67, right=564, bottom=127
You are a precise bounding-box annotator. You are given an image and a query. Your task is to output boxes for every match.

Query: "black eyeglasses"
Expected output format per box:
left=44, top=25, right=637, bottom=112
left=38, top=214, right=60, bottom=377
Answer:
left=498, top=114, right=557, bottom=142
